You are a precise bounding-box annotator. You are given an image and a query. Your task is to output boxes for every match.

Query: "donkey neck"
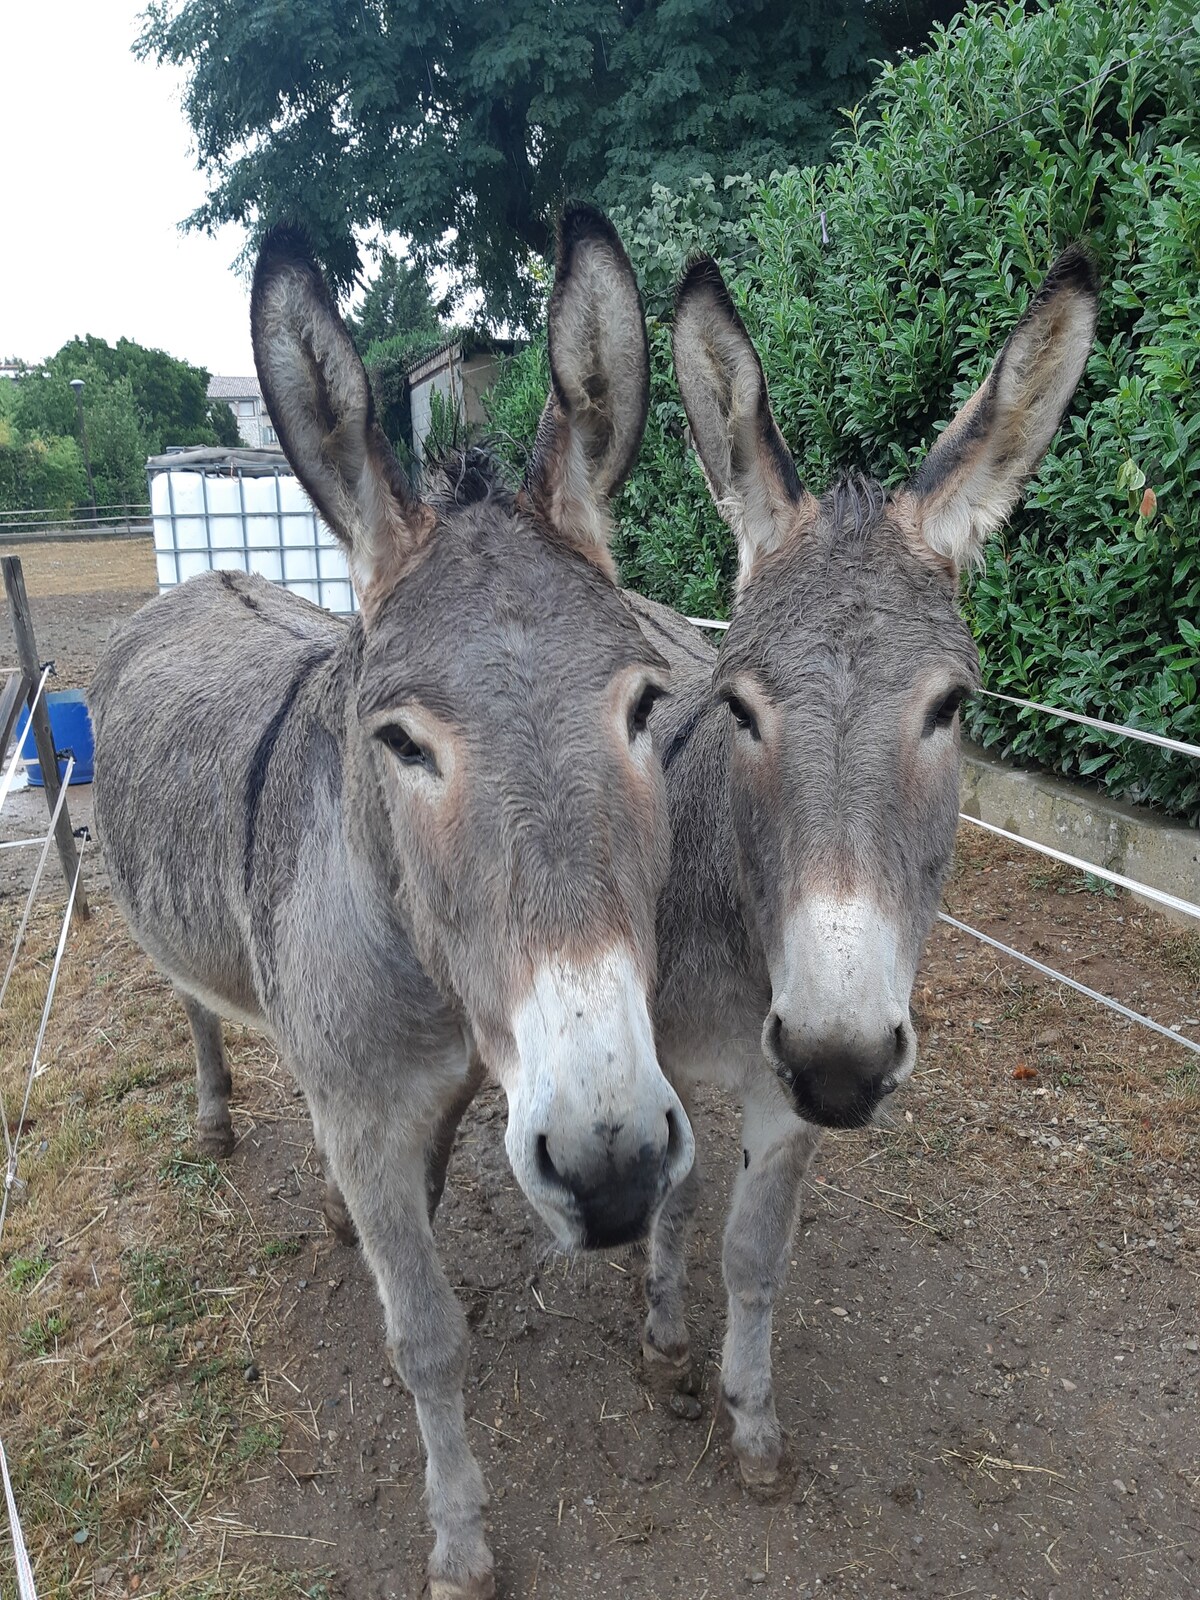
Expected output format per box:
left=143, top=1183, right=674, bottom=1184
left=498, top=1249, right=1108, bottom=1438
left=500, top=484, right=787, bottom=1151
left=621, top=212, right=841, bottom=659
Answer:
left=623, top=594, right=772, bottom=1066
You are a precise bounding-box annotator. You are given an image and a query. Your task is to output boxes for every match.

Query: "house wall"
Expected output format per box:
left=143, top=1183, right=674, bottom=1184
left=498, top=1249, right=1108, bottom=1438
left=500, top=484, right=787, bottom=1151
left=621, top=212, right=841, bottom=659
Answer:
left=408, top=348, right=506, bottom=463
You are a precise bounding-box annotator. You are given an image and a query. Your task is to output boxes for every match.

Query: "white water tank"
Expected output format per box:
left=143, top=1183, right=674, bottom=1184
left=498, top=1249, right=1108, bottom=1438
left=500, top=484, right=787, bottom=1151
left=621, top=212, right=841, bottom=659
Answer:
left=146, top=447, right=356, bottom=615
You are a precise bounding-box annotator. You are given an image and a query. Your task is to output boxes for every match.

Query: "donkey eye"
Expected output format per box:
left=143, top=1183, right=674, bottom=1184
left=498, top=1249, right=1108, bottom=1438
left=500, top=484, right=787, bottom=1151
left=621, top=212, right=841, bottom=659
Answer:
left=628, top=683, right=665, bottom=740
left=377, top=724, right=438, bottom=774
left=724, top=693, right=761, bottom=741
left=924, top=688, right=966, bottom=737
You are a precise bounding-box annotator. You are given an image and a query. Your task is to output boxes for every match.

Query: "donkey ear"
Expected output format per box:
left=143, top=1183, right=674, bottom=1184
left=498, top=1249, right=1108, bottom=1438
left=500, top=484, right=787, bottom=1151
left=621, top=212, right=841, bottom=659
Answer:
left=521, top=204, right=649, bottom=572
left=251, top=226, right=434, bottom=599
left=673, top=256, right=805, bottom=587
left=903, top=247, right=1099, bottom=574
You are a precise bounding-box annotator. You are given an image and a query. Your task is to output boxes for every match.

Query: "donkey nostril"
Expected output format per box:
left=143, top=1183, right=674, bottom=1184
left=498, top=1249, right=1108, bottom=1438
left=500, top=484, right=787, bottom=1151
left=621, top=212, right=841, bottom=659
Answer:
left=665, top=1107, right=683, bottom=1162
left=767, top=1012, right=785, bottom=1057
left=536, top=1134, right=567, bottom=1191
left=893, top=1024, right=908, bottom=1060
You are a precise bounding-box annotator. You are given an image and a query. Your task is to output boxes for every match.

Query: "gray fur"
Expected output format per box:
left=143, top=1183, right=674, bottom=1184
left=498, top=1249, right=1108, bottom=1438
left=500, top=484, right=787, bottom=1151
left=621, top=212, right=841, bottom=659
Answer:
left=91, top=208, right=689, bottom=1600
left=626, top=246, right=1099, bottom=1487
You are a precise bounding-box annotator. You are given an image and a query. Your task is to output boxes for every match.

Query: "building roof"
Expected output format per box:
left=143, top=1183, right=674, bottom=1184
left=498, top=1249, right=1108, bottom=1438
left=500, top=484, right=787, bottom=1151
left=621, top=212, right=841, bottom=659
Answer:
left=207, top=375, right=262, bottom=400
left=404, top=334, right=518, bottom=380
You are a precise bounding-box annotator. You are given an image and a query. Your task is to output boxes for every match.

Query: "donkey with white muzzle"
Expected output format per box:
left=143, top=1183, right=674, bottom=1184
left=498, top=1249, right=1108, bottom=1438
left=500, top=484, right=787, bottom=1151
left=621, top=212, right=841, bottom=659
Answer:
left=90, top=207, right=693, bottom=1599
left=624, top=245, right=1099, bottom=1488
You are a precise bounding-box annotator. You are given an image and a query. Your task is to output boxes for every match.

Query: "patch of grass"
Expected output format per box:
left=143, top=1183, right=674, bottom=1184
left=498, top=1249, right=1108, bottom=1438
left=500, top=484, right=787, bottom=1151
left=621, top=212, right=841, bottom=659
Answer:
left=236, top=1418, right=283, bottom=1462
left=125, top=1245, right=202, bottom=1330
left=103, top=1054, right=183, bottom=1102
left=261, top=1237, right=303, bottom=1262
left=6, top=1245, right=53, bottom=1290
left=19, top=1311, right=67, bottom=1355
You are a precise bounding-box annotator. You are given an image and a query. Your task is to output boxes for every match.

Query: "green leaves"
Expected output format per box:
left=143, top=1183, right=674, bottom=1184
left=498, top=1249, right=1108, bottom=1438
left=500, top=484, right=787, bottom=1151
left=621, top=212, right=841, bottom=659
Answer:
left=484, top=0, right=1200, bottom=820
left=138, top=0, right=948, bottom=327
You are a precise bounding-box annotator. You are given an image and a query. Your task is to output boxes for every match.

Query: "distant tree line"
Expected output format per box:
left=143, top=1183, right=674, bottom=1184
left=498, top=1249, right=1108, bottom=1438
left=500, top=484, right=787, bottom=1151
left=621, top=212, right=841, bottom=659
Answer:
left=0, top=337, right=239, bottom=515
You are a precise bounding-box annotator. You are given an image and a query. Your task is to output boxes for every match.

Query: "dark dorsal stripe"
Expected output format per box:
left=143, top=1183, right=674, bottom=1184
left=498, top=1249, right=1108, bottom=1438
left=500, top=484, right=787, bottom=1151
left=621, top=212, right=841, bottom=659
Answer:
left=660, top=699, right=709, bottom=771
left=633, top=604, right=716, bottom=669
left=243, top=648, right=332, bottom=891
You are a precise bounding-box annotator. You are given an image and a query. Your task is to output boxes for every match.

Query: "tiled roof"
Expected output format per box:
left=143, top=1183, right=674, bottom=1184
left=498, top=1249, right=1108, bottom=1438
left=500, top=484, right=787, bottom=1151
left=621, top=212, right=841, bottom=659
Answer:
left=207, top=375, right=262, bottom=400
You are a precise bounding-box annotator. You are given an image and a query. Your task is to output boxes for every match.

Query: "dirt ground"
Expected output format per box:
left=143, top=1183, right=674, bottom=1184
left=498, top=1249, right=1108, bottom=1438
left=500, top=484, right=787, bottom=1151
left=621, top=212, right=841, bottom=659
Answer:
left=1, top=834, right=1197, bottom=1600
left=0, top=543, right=1198, bottom=1600
left=0, top=536, right=158, bottom=689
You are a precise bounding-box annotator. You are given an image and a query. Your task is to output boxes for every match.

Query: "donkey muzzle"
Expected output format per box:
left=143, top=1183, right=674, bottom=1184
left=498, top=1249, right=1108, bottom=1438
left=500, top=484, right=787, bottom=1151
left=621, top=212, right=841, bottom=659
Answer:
left=504, top=946, right=695, bottom=1248
left=765, top=1011, right=916, bottom=1129
left=532, top=1109, right=690, bottom=1248
left=768, top=893, right=919, bottom=1128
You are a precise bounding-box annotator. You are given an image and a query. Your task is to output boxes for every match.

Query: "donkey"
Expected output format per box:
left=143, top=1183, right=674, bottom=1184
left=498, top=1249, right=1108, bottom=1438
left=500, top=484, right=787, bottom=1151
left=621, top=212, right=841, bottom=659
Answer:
left=89, top=206, right=694, bottom=1600
left=620, top=246, right=1099, bottom=1489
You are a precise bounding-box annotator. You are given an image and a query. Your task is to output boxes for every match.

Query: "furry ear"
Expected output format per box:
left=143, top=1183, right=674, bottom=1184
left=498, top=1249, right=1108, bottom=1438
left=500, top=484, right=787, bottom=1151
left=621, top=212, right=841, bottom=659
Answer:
left=901, top=247, right=1099, bottom=574
left=521, top=204, right=650, bottom=572
left=672, top=256, right=806, bottom=586
left=251, top=226, right=433, bottom=598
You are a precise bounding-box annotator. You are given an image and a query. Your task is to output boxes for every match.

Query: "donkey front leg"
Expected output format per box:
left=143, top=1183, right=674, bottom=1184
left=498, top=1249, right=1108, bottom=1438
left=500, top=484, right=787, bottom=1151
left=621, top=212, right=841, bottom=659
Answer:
left=319, top=1095, right=493, bottom=1600
left=181, top=993, right=234, bottom=1158
left=642, top=1154, right=701, bottom=1380
left=721, top=1078, right=823, bottom=1491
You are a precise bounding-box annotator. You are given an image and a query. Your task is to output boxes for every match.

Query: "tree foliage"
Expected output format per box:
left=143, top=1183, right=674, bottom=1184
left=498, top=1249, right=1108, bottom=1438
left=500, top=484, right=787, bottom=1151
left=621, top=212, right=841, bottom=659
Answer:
left=488, top=0, right=1200, bottom=821
left=348, top=250, right=441, bottom=354
left=137, top=0, right=949, bottom=326
left=0, top=336, right=237, bottom=512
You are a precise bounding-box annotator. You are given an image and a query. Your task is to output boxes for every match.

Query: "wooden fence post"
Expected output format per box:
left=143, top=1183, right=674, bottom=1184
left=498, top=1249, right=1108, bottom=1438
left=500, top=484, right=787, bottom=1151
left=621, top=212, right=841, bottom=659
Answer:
left=2, top=556, right=90, bottom=920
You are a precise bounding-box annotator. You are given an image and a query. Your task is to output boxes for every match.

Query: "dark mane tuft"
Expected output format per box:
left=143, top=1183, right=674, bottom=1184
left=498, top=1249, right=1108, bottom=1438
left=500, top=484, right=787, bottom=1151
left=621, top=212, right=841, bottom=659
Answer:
left=423, top=446, right=518, bottom=515
left=822, top=472, right=887, bottom=542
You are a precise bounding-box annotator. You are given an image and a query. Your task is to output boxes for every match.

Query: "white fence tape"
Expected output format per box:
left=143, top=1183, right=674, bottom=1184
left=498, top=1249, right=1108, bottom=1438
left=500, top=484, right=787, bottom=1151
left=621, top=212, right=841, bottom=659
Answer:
left=0, top=834, right=87, bottom=1242
left=0, top=666, right=51, bottom=812
left=939, top=912, right=1200, bottom=1057
left=959, top=814, right=1200, bottom=922
left=0, top=1438, right=38, bottom=1600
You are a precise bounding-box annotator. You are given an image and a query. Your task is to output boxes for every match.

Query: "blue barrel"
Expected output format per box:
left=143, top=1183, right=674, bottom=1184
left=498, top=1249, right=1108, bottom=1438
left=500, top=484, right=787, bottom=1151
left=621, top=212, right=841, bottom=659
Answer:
left=17, top=690, right=94, bottom=786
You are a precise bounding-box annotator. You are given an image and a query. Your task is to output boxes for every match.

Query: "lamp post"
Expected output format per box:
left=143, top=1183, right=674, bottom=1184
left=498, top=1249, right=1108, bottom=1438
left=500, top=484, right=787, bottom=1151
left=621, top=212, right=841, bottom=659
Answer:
left=69, top=378, right=98, bottom=527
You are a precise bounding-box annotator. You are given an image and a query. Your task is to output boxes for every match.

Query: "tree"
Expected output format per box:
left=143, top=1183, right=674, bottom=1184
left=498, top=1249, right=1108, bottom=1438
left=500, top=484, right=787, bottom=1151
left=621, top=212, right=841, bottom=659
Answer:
left=348, top=251, right=441, bottom=355
left=47, top=335, right=219, bottom=454
left=137, top=0, right=951, bottom=327
left=0, top=333, right=240, bottom=512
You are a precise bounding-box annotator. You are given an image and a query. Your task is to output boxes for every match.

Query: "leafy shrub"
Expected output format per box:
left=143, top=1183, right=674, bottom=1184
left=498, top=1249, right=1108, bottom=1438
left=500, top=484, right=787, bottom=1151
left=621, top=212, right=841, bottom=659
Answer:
left=487, top=0, right=1200, bottom=821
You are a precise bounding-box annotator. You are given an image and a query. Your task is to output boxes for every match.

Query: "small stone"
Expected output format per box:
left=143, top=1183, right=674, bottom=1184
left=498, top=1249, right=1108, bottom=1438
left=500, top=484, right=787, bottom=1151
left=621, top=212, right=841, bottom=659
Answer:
left=72, top=1529, right=89, bottom=1545
left=382, top=1376, right=394, bottom=1388
left=297, top=1278, right=308, bottom=1290
left=244, top=1363, right=260, bottom=1383
left=669, top=1392, right=702, bottom=1421
left=831, top=1306, right=848, bottom=1317
left=1060, top=1378, right=1076, bottom=1392
left=1184, top=1338, right=1198, bottom=1353
left=1112, top=1478, right=1128, bottom=1495
left=747, top=1571, right=767, bottom=1585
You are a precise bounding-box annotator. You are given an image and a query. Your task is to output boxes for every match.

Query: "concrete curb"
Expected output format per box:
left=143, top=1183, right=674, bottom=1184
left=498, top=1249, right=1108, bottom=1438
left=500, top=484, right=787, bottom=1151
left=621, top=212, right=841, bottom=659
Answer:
left=960, top=742, right=1200, bottom=929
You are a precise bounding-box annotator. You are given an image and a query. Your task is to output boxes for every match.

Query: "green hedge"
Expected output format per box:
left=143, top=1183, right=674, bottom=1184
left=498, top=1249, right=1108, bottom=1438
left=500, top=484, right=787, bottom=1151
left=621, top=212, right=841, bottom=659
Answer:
left=486, top=0, right=1200, bottom=822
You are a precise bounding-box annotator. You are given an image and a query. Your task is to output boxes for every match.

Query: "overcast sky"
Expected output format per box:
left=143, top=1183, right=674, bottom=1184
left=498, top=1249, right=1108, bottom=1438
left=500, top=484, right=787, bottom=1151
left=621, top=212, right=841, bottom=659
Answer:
left=2, top=2, right=258, bottom=376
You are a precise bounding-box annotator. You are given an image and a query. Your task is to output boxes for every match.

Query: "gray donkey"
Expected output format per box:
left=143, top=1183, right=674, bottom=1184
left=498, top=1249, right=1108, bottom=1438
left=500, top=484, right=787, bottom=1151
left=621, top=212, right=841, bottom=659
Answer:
left=616, top=247, right=1100, bottom=1490
left=90, top=207, right=694, bottom=1599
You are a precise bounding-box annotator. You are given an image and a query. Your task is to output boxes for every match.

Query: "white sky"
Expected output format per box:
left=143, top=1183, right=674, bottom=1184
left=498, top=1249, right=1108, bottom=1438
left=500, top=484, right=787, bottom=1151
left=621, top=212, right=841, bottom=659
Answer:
left=1, top=2, right=257, bottom=376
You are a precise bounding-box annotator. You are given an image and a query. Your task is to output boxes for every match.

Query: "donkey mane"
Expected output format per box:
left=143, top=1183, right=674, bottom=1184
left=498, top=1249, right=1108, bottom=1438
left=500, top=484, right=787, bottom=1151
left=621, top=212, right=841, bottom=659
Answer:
left=424, top=445, right=518, bottom=515
left=819, top=472, right=888, bottom=544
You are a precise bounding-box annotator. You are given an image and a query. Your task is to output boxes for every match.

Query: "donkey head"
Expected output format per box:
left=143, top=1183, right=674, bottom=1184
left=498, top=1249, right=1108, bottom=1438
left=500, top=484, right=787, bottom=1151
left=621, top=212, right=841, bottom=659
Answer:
left=674, top=250, right=1098, bottom=1129
left=251, top=207, right=693, bottom=1248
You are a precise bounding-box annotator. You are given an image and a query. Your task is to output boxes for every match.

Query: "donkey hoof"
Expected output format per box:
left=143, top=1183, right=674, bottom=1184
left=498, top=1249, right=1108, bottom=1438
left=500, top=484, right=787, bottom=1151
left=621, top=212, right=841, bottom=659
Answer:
left=427, top=1573, right=496, bottom=1600
left=736, top=1442, right=794, bottom=1500
left=194, top=1120, right=235, bottom=1159
left=641, top=1338, right=695, bottom=1392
